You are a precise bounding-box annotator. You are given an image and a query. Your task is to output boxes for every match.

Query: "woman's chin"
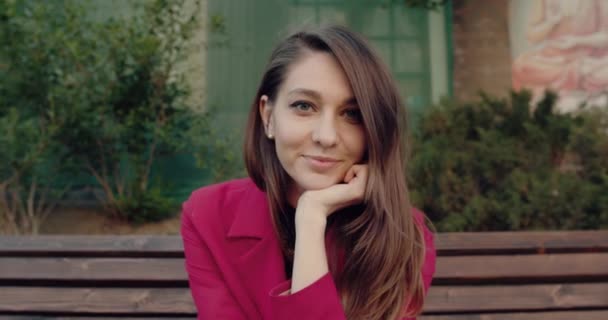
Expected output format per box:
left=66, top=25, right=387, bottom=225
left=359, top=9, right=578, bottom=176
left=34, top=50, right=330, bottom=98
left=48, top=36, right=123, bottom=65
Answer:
left=296, top=174, right=343, bottom=191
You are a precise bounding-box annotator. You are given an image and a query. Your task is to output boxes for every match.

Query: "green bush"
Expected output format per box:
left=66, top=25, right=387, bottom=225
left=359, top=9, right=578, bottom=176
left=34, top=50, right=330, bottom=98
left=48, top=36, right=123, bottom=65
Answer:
left=115, top=185, right=177, bottom=225
left=0, top=1, right=79, bottom=234
left=0, top=107, right=74, bottom=234
left=1, top=0, right=215, bottom=224
left=410, top=90, right=608, bottom=231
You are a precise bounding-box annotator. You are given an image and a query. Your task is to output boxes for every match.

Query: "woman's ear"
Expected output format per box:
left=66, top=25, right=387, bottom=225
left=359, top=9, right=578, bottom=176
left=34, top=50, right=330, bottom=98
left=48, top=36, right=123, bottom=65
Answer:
left=259, top=95, right=274, bottom=138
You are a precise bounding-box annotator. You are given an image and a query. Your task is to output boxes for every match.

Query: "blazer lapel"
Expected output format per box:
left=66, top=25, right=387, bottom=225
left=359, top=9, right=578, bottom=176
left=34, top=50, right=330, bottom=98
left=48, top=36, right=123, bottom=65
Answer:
left=226, top=184, right=286, bottom=318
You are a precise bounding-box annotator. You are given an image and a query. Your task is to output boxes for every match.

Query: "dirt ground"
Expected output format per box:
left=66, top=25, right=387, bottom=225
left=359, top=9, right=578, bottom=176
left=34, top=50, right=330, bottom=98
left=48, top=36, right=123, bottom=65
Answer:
left=39, top=206, right=182, bottom=235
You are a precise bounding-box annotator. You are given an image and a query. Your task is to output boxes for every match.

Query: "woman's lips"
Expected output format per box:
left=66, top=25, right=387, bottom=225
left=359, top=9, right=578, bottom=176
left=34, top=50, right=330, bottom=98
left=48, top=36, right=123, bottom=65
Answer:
left=303, top=155, right=341, bottom=170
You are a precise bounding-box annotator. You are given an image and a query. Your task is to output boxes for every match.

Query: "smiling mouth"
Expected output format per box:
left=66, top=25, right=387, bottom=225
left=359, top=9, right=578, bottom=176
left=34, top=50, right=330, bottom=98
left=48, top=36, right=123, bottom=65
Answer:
left=303, top=155, right=342, bottom=170
left=305, top=155, right=340, bottom=162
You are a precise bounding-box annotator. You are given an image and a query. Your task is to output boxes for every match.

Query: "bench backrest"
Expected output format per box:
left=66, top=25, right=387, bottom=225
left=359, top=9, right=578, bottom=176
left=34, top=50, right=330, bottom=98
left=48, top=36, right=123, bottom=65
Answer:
left=0, top=231, right=606, bottom=319
left=425, top=231, right=608, bottom=320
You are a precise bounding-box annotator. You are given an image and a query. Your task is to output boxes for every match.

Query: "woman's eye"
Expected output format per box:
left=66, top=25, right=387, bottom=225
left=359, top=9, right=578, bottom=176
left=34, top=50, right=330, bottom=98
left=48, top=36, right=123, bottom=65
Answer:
left=344, top=108, right=362, bottom=123
left=290, top=101, right=313, bottom=112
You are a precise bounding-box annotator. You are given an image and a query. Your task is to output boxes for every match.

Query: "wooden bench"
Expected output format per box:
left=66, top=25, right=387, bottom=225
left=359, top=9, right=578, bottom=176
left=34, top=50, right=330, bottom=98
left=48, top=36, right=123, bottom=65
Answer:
left=0, top=231, right=606, bottom=319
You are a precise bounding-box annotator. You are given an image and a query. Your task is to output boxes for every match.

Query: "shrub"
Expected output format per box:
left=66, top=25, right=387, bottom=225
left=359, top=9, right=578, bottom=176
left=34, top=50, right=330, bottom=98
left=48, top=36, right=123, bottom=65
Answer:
left=1, top=1, right=77, bottom=234
left=410, top=90, right=608, bottom=231
left=1, top=0, right=213, bottom=224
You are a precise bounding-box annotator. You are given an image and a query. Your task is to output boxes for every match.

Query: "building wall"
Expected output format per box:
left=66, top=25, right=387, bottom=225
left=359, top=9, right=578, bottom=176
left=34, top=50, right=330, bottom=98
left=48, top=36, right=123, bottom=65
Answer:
left=452, top=0, right=512, bottom=102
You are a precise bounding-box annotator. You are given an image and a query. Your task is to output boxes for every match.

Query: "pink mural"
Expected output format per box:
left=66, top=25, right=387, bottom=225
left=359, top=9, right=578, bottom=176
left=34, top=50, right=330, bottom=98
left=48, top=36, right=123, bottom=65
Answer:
left=510, top=0, right=608, bottom=111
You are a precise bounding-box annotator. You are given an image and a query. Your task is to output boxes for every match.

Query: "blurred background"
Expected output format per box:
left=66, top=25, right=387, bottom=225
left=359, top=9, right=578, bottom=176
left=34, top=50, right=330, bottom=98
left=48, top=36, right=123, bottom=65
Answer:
left=1, top=0, right=606, bottom=235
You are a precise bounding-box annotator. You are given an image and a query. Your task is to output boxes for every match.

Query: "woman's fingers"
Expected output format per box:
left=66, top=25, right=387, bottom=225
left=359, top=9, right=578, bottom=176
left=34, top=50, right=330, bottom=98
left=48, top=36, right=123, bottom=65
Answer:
left=349, top=165, right=367, bottom=200
left=344, top=166, right=356, bottom=183
left=299, top=164, right=369, bottom=216
left=338, top=164, right=367, bottom=203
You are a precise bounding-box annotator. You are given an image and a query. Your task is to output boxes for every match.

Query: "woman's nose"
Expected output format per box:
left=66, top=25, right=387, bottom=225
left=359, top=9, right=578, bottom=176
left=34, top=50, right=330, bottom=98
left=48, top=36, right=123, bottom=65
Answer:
left=312, top=113, right=338, bottom=148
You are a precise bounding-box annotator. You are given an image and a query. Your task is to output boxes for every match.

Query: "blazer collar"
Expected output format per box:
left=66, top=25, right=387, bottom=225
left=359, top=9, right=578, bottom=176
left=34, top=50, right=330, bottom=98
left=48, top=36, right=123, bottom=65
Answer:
left=222, top=178, right=343, bottom=319
left=226, top=181, right=273, bottom=240
left=223, top=181, right=285, bottom=319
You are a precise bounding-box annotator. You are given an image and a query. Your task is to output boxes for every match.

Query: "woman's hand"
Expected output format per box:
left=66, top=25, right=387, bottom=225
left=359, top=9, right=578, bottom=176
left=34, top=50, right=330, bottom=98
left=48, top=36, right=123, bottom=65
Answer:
left=289, top=164, right=368, bottom=293
left=296, top=164, right=369, bottom=225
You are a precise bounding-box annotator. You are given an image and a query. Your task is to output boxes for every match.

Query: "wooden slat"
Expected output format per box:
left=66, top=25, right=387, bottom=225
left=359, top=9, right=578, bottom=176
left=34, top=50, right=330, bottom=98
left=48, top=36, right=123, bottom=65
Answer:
left=4, top=312, right=608, bottom=320
left=436, top=231, right=608, bottom=255
left=0, top=287, right=195, bottom=314
left=0, top=258, right=187, bottom=284
left=1, top=231, right=607, bottom=257
left=420, top=310, right=608, bottom=320
left=434, top=253, right=608, bottom=284
left=0, top=236, right=184, bottom=257
left=0, top=317, right=195, bottom=320
left=2, top=284, right=606, bottom=316
left=424, top=283, right=608, bottom=313
left=3, top=253, right=607, bottom=284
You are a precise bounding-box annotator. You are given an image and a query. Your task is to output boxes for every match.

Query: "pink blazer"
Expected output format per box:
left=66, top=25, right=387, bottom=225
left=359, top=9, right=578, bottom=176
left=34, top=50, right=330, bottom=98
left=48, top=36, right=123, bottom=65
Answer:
left=181, top=178, right=436, bottom=320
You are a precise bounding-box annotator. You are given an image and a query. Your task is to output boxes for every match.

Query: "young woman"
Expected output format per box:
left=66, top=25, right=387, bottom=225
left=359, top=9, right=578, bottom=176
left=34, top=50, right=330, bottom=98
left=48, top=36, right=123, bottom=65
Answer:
left=181, top=25, right=436, bottom=320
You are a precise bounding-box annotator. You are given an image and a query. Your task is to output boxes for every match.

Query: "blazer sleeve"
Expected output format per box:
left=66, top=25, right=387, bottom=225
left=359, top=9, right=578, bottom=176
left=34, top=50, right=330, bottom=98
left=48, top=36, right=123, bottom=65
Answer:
left=267, top=272, right=347, bottom=320
left=181, top=199, right=248, bottom=320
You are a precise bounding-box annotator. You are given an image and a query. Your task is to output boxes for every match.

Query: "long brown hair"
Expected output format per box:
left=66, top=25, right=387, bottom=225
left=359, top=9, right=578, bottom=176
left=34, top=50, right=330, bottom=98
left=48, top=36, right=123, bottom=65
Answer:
left=243, top=25, right=427, bottom=319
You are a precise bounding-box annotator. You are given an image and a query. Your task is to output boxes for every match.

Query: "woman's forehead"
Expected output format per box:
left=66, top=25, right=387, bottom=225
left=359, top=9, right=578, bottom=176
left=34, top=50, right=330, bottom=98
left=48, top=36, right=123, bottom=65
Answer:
left=279, top=52, right=354, bottom=102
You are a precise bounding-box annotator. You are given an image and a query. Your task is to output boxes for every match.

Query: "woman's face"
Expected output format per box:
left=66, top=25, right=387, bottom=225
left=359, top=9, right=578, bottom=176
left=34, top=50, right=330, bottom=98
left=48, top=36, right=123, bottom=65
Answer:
left=259, top=51, right=367, bottom=203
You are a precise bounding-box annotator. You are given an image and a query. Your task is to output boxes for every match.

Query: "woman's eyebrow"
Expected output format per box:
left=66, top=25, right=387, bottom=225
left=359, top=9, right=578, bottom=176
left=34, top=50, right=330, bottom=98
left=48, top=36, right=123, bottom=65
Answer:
left=344, top=97, right=358, bottom=107
left=288, top=88, right=357, bottom=106
left=287, top=88, right=322, bottom=100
